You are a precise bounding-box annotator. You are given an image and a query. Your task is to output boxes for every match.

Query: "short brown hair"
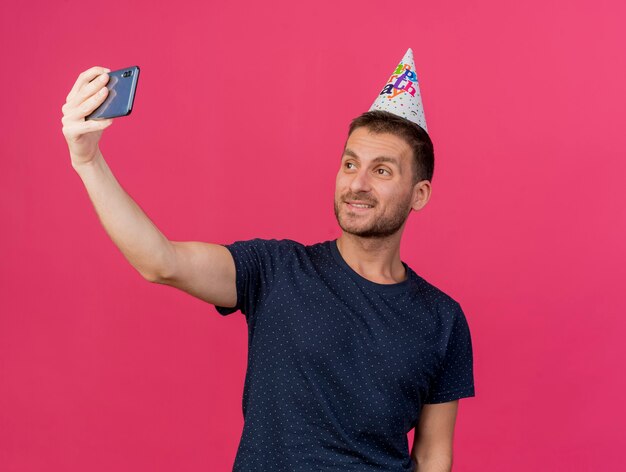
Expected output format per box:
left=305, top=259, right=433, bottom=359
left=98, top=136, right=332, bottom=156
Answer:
left=347, top=110, right=434, bottom=184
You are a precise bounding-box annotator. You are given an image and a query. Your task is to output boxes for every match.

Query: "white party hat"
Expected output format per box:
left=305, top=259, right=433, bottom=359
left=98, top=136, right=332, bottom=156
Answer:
left=369, top=48, right=428, bottom=133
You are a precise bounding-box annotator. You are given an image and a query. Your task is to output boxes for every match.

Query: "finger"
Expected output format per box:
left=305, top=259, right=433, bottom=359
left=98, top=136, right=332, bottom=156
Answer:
left=66, top=66, right=110, bottom=103
left=67, top=85, right=110, bottom=120
left=67, top=71, right=109, bottom=108
left=66, top=66, right=110, bottom=102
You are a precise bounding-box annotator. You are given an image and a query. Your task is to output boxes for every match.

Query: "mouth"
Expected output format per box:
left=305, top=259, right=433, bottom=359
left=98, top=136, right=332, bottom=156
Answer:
left=345, top=201, right=375, bottom=212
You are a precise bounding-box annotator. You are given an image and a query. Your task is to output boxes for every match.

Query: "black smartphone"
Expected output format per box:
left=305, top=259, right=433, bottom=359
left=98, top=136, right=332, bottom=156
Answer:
left=86, top=66, right=140, bottom=120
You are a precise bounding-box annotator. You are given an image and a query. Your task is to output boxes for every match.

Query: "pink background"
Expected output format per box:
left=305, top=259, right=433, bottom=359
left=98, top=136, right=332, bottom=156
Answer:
left=1, top=0, right=625, bottom=470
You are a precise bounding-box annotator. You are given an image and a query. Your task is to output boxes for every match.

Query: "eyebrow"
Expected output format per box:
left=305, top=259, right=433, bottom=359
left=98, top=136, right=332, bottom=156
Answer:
left=342, top=148, right=401, bottom=169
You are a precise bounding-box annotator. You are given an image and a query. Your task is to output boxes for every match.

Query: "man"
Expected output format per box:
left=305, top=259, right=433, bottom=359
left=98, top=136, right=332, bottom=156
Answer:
left=61, top=49, right=475, bottom=472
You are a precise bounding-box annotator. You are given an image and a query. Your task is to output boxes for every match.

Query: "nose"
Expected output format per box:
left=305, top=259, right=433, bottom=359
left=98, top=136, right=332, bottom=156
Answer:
left=349, top=167, right=372, bottom=194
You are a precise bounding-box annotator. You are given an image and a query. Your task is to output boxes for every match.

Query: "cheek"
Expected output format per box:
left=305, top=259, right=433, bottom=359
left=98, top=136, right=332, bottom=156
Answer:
left=377, top=187, right=393, bottom=201
left=333, top=184, right=341, bottom=202
left=335, top=173, right=347, bottom=193
left=377, top=188, right=406, bottom=208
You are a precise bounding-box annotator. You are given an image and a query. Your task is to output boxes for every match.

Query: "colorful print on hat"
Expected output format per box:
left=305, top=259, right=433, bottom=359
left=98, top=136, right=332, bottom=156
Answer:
left=369, top=48, right=428, bottom=133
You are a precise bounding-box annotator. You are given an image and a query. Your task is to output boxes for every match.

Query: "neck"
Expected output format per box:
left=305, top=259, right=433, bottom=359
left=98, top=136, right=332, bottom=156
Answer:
left=335, top=231, right=407, bottom=284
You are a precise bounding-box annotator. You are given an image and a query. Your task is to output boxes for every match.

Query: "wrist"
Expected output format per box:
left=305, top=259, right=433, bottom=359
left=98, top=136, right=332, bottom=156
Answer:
left=72, top=149, right=104, bottom=174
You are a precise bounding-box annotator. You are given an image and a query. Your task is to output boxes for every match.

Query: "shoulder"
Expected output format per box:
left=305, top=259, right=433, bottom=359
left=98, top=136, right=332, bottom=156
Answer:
left=223, top=237, right=319, bottom=261
left=242, top=238, right=331, bottom=254
left=407, top=269, right=464, bottom=322
left=224, top=237, right=303, bottom=250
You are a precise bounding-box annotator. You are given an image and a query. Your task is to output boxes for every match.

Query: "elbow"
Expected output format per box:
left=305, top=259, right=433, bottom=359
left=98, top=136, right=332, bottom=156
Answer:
left=413, top=455, right=453, bottom=472
left=140, top=255, right=176, bottom=284
left=143, top=273, right=159, bottom=283
left=140, top=267, right=165, bottom=284
left=144, top=272, right=167, bottom=284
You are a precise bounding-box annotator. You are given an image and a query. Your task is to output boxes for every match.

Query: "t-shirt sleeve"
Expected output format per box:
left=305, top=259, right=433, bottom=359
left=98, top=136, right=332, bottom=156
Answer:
left=213, top=238, right=284, bottom=318
left=424, top=301, right=476, bottom=404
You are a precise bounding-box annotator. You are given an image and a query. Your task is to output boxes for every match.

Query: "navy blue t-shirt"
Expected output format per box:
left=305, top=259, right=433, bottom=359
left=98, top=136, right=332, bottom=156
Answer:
left=215, top=238, right=475, bottom=472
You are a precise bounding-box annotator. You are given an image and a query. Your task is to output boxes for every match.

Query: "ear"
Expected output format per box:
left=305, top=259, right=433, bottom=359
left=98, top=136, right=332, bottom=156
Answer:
left=410, top=180, right=431, bottom=211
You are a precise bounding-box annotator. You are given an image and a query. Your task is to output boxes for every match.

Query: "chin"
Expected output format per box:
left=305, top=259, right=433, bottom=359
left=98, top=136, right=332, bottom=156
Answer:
left=338, top=220, right=374, bottom=236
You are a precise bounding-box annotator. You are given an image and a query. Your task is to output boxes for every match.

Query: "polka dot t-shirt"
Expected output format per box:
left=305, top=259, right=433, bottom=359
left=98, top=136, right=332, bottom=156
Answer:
left=215, top=238, right=475, bottom=472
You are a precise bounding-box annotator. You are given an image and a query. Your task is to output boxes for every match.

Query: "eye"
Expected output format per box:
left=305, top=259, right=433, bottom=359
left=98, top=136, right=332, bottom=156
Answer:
left=345, top=162, right=356, bottom=170
left=376, top=168, right=391, bottom=176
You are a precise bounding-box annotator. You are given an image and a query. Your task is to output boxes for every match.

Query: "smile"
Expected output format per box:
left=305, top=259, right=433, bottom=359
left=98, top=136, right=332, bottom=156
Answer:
left=345, top=202, right=374, bottom=211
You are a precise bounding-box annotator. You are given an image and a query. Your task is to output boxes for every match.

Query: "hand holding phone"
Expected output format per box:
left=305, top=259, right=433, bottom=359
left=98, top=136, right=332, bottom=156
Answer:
left=62, top=66, right=115, bottom=167
left=86, top=66, right=140, bottom=120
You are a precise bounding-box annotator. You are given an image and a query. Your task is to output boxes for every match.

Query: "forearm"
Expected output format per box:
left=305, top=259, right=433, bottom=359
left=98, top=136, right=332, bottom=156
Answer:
left=72, top=149, right=174, bottom=280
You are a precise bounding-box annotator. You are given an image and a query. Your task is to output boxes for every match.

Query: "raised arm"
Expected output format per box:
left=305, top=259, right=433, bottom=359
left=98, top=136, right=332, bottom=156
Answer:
left=61, top=66, right=236, bottom=309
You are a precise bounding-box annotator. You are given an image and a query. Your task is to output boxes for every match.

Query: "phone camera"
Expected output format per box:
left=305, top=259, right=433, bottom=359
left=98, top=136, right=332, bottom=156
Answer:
left=122, top=70, right=132, bottom=78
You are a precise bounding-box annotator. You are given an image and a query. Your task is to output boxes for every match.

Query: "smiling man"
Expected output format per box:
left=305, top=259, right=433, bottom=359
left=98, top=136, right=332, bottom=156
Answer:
left=62, top=48, right=474, bottom=472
